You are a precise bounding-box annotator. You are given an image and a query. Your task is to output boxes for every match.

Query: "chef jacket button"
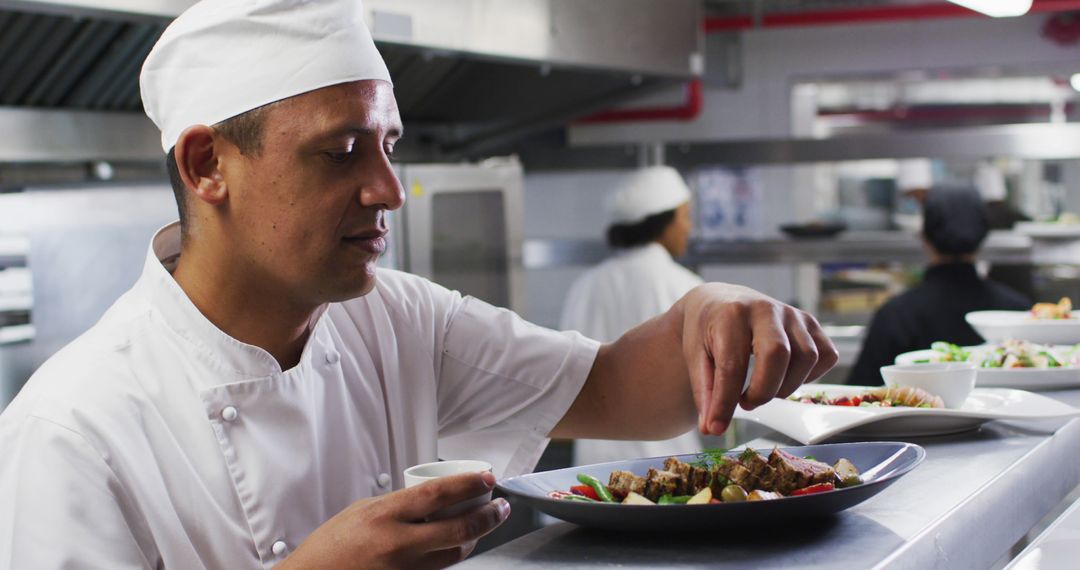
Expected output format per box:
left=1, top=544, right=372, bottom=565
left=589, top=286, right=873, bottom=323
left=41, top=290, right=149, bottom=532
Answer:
left=271, top=540, right=288, bottom=556
left=221, top=406, right=238, bottom=422
left=325, top=351, right=340, bottom=365
left=377, top=473, right=391, bottom=488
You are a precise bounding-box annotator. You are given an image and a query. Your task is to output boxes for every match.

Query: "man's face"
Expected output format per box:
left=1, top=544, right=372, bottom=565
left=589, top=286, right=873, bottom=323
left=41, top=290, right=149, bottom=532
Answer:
left=216, top=80, right=405, bottom=305
left=667, top=202, right=693, bottom=258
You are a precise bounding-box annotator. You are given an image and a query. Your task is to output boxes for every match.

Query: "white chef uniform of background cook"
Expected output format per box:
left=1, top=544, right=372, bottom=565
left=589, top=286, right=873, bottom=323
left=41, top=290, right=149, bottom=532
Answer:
left=560, top=241, right=703, bottom=466
left=0, top=222, right=599, bottom=569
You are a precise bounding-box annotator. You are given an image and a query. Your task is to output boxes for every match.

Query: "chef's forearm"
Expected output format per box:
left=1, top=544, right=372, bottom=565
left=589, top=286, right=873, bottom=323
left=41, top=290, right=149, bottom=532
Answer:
left=550, top=300, right=697, bottom=440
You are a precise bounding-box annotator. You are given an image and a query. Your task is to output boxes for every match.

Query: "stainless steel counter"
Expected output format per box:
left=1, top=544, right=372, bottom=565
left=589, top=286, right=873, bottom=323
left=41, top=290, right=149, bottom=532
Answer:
left=462, top=389, right=1080, bottom=570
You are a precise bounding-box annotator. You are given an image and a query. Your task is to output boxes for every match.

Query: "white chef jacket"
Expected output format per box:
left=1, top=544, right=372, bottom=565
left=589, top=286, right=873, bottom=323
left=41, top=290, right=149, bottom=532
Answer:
left=560, top=242, right=703, bottom=466
left=0, top=222, right=599, bottom=569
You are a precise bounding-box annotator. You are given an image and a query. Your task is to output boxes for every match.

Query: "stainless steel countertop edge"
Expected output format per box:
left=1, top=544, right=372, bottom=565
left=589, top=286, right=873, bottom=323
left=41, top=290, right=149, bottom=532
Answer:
left=874, top=417, right=1080, bottom=570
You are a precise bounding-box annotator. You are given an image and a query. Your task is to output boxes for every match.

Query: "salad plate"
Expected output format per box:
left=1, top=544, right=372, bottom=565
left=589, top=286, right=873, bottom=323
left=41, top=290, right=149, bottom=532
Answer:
left=1015, top=221, right=1080, bottom=240
left=732, top=384, right=1080, bottom=445
left=497, top=442, right=924, bottom=532
left=894, top=342, right=1080, bottom=390
left=966, top=310, right=1080, bottom=345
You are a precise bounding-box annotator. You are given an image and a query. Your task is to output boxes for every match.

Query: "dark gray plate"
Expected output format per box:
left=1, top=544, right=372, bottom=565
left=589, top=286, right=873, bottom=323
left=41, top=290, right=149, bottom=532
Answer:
left=497, top=441, right=924, bottom=532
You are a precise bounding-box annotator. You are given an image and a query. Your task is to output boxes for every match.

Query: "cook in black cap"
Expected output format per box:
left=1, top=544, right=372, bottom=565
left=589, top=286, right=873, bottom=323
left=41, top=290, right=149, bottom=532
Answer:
left=848, top=188, right=1030, bottom=386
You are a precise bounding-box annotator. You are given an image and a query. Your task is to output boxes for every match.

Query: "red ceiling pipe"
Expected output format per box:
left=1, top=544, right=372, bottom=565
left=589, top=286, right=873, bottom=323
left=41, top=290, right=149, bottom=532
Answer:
left=704, top=0, right=1080, bottom=32
left=577, top=78, right=703, bottom=124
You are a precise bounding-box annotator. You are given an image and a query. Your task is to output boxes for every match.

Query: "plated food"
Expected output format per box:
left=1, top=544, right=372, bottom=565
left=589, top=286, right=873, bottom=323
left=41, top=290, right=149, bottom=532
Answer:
left=734, top=384, right=1080, bottom=444
left=497, top=442, right=926, bottom=531
left=1032, top=297, right=1074, bottom=320
left=1015, top=220, right=1080, bottom=239
left=967, top=309, right=1080, bottom=345
left=549, top=449, right=862, bottom=506
left=895, top=343, right=1080, bottom=390
left=919, top=340, right=1070, bottom=369
left=791, top=385, right=944, bottom=409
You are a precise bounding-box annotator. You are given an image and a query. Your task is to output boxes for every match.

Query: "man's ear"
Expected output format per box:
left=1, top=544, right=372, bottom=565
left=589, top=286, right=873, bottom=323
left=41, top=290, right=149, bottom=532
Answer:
left=174, top=125, right=227, bottom=206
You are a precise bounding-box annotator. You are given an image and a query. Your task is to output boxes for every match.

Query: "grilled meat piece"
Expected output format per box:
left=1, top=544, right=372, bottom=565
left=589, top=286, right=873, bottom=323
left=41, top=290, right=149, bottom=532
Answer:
left=643, top=468, right=681, bottom=502
left=768, top=448, right=836, bottom=495
left=709, top=457, right=738, bottom=496
left=689, top=465, right=713, bottom=494
left=607, top=470, right=646, bottom=500
left=723, top=450, right=778, bottom=492
left=663, top=457, right=694, bottom=495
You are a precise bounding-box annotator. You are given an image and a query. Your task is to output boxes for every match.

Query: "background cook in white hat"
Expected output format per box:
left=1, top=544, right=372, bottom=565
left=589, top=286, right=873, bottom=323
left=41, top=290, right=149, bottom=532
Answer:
left=561, top=166, right=704, bottom=466
left=0, top=1, right=837, bottom=569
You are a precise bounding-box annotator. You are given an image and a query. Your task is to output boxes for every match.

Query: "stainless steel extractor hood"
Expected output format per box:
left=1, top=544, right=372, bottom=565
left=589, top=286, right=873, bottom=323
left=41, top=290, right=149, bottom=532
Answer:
left=0, top=0, right=703, bottom=166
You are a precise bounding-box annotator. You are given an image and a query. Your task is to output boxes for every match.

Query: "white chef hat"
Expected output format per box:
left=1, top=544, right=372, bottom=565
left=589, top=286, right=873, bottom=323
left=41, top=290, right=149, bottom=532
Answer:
left=606, top=166, right=692, bottom=226
left=896, top=159, right=934, bottom=192
left=141, top=0, right=392, bottom=153
left=975, top=161, right=1007, bottom=201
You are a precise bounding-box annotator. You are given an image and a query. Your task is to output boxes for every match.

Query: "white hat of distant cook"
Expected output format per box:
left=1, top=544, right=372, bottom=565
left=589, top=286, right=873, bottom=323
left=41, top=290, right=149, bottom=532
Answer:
left=606, top=166, right=692, bottom=226
left=975, top=161, right=1007, bottom=202
left=140, top=0, right=392, bottom=153
left=896, top=159, right=934, bottom=192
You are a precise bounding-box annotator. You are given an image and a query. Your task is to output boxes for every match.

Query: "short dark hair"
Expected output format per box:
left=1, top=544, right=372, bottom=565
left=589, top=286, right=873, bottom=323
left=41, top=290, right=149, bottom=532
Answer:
left=164, top=104, right=273, bottom=228
left=922, top=187, right=989, bottom=256
left=606, top=208, right=677, bottom=249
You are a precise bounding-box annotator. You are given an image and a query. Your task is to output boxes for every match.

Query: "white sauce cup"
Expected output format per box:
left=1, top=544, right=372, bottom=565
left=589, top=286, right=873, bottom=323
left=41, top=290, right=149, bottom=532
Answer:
left=403, top=459, right=493, bottom=520
left=879, top=362, right=977, bottom=408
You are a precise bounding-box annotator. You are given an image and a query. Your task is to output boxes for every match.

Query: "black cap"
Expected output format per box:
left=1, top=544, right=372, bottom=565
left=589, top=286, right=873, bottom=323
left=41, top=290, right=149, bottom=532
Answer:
left=922, top=188, right=989, bottom=256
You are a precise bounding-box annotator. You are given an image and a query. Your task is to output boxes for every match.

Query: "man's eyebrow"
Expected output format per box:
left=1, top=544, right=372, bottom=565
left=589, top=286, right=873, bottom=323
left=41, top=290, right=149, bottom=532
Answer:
left=320, top=125, right=404, bottom=140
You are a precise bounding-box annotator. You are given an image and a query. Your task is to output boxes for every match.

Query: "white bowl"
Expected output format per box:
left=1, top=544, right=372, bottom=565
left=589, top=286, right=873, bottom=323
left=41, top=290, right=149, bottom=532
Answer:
left=879, top=362, right=976, bottom=408
left=403, top=459, right=492, bottom=520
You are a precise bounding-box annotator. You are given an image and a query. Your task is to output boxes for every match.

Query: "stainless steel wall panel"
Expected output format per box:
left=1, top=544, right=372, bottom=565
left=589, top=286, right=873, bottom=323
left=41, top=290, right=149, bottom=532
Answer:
left=0, top=107, right=159, bottom=162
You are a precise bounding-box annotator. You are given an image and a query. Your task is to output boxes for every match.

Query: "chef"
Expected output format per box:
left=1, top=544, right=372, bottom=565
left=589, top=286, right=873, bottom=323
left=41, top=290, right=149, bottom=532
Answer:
left=561, top=166, right=704, bottom=466
left=0, top=1, right=838, bottom=569
left=848, top=188, right=1029, bottom=385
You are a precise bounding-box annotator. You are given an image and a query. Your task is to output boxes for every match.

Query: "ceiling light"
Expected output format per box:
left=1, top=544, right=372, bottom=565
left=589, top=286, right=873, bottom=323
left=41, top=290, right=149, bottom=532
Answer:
left=1070, top=73, right=1080, bottom=92
left=947, top=0, right=1032, bottom=17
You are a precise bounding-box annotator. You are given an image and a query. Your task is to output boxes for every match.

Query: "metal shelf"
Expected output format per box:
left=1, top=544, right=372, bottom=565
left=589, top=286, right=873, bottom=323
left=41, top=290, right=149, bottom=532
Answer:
left=524, top=230, right=1041, bottom=269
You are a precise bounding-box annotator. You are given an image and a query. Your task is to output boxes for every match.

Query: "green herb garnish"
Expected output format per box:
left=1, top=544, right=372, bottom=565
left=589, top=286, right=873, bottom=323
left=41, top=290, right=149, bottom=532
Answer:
left=691, top=447, right=730, bottom=469
left=739, top=448, right=760, bottom=463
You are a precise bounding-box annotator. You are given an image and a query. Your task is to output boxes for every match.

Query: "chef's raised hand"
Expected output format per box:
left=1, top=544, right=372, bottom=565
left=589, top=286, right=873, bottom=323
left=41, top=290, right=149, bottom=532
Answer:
left=278, top=471, right=509, bottom=570
left=679, top=283, right=838, bottom=435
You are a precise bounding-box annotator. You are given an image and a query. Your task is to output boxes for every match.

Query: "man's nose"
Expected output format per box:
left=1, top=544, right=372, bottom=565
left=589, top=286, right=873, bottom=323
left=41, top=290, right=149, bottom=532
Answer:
left=359, top=164, right=405, bottom=211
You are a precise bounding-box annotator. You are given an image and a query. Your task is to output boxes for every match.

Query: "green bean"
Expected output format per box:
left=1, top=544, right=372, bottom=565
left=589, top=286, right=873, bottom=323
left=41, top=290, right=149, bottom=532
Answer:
left=576, top=473, right=614, bottom=503
left=658, top=494, right=692, bottom=505
left=559, top=494, right=599, bottom=503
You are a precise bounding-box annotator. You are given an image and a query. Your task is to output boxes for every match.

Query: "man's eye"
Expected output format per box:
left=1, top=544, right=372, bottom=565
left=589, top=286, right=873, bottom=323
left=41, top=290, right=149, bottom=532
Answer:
left=325, top=151, right=350, bottom=164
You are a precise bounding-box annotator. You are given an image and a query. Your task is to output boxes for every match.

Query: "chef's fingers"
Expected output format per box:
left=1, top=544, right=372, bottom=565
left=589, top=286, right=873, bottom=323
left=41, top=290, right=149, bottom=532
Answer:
left=684, top=318, right=716, bottom=434
left=739, top=302, right=790, bottom=410
left=395, top=472, right=496, bottom=522
left=777, top=307, right=818, bottom=399
left=803, top=311, right=840, bottom=382
left=411, top=499, right=509, bottom=552
left=702, top=307, right=752, bottom=435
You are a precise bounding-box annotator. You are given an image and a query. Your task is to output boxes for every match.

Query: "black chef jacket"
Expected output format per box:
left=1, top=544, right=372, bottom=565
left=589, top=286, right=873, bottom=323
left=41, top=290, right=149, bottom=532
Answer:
left=847, top=262, right=1030, bottom=386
